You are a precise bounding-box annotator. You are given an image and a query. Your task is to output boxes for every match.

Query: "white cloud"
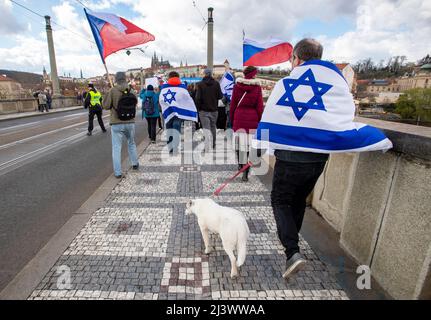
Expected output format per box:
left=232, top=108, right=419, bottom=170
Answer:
left=0, top=0, right=26, bottom=34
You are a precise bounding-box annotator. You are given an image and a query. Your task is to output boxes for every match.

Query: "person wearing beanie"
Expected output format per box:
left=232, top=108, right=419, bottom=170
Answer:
left=140, top=84, right=160, bottom=143
left=84, top=83, right=106, bottom=136
left=229, top=65, right=264, bottom=181
left=195, top=68, right=223, bottom=151
left=103, top=71, right=139, bottom=179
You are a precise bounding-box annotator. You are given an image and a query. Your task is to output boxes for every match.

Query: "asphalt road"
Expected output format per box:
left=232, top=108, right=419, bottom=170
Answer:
left=0, top=108, right=149, bottom=291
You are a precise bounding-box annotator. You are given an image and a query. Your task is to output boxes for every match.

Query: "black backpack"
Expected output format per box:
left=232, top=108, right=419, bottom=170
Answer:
left=115, top=88, right=137, bottom=120
left=143, top=95, right=155, bottom=116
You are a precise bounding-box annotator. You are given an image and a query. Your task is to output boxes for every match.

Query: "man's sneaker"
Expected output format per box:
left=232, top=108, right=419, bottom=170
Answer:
left=102, top=129, right=107, bottom=133
left=282, top=253, right=306, bottom=279
left=115, top=174, right=122, bottom=179
left=87, top=131, right=92, bottom=136
left=132, top=164, right=139, bottom=170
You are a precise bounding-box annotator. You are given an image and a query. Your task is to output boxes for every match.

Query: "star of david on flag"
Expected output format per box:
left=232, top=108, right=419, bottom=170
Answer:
left=254, top=60, right=393, bottom=153
left=159, top=84, right=198, bottom=123
left=277, top=69, right=332, bottom=121
left=163, top=89, right=177, bottom=104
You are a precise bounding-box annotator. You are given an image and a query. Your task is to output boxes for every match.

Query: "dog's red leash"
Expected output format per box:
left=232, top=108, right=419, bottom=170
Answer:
left=212, top=162, right=252, bottom=197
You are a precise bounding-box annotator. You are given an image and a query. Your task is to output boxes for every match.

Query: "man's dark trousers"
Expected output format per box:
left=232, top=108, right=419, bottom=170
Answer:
left=271, top=159, right=326, bottom=260
left=88, top=108, right=106, bottom=133
left=146, top=117, right=158, bottom=141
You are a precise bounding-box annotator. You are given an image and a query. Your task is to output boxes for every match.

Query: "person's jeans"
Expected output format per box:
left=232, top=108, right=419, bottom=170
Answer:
left=88, top=109, right=106, bottom=133
left=111, top=123, right=139, bottom=176
left=146, top=117, right=158, bottom=141
left=271, top=159, right=326, bottom=260
left=199, top=111, right=218, bottom=149
left=165, top=116, right=182, bottom=154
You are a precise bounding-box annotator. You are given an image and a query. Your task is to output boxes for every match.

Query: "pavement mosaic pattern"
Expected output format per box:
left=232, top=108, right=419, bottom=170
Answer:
left=28, top=130, right=348, bottom=300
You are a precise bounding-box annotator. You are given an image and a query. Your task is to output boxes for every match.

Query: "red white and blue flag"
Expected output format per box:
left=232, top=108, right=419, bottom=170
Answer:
left=84, top=9, right=155, bottom=62
left=243, top=38, right=293, bottom=67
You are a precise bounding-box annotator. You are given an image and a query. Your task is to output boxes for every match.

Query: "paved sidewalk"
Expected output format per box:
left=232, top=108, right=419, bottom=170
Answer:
left=0, top=106, right=83, bottom=122
left=28, top=130, right=348, bottom=300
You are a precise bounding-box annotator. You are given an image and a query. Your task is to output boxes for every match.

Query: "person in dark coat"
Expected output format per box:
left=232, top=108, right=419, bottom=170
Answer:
left=195, top=69, right=223, bottom=150
left=229, top=66, right=264, bottom=181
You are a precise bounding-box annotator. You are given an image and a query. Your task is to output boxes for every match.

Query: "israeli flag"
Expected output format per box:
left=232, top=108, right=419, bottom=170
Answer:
left=254, top=60, right=392, bottom=153
left=220, top=71, right=235, bottom=100
left=159, top=84, right=198, bottom=123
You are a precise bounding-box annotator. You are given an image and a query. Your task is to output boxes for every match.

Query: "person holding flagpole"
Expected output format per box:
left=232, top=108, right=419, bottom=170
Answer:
left=253, top=38, right=392, bottom=279
left=103, top=72, right=140, bottom=179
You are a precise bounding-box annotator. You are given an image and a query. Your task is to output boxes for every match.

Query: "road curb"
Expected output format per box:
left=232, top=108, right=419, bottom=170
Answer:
left=0, top=132, right=152, bottom=300
left=0, top=107, right=83, bottom=122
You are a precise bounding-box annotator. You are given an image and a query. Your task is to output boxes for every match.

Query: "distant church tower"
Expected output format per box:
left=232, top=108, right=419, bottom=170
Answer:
left=80, top=69, right=83, bottom=79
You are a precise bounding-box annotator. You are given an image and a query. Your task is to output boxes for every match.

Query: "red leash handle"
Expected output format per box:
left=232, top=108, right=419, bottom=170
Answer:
left=212, top=162, right=252, bottom=197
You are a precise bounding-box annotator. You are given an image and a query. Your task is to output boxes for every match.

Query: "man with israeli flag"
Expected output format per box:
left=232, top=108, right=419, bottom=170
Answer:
left=159, top=71, right=198, bottom=154
left=253, top=39, right=392, bottom=279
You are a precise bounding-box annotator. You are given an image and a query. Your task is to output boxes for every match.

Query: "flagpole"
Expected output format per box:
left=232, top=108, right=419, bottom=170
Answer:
left=103, top=62, right=114, bottom=88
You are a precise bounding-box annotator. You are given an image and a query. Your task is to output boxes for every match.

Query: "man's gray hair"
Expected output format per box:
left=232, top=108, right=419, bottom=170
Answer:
left=293, top=38, right=323, bottom=61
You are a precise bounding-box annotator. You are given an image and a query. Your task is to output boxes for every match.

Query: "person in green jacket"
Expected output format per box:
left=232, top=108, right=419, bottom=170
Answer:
left=140, top=85, right=160, bottom=143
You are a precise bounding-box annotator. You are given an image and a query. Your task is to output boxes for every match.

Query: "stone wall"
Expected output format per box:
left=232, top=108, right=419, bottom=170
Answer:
left=0, top=97, right=79, bottom=115
left=311, top=117, right=431, bottom=299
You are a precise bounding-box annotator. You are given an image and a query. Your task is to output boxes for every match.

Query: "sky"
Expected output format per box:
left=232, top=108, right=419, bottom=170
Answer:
left=0, top=0, right=430, bottom=78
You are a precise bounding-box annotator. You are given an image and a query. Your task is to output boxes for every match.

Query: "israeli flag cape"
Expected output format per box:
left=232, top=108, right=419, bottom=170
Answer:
left=159, top=83, right=198, bottom=123
left=254, top=60, right=393, bottom=153
left=220, top=71, right=235, bottom=100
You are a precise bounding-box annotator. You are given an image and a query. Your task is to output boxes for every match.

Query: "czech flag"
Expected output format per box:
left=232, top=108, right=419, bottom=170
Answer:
left=243, top=38, right=293, bottom=67
left=85, top=9, right=155, bottom=62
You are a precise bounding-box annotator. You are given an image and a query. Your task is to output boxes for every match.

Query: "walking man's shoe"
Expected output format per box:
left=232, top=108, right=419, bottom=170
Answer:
left=115, top=174, right=122, bottom=179
left=87, top=131, right=92, bottom=136
left=132, top=164, right=139, bottom=170
left=283, top=253, right=306, bottom=279
left=102, top=129, right=107, bottom=133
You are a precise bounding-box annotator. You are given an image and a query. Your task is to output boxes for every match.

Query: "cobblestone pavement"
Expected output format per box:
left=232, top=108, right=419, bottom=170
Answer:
left=29, top=130, right=349, bottom=300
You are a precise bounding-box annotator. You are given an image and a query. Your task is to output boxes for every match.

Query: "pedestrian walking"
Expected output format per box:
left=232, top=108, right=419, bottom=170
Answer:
left=140, top=85, right=160, bottom=143
left=195, top=69, right=223, bottom=150
left=46, top=90, right=52, bottom=110
left=229, top=66, right=264, bottom=181
left=103, top=72, right=140, bottom=178
left=37, top=91, right=49, bottom=112
left=84, top=83, right=107, bottom=136
left=253, top=38, right=391, bottom=279
left=159, top=71, right=198, bottom=155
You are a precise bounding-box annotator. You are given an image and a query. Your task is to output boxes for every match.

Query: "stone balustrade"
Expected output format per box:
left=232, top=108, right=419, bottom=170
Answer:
left=0, top=97, right=80, bottom=115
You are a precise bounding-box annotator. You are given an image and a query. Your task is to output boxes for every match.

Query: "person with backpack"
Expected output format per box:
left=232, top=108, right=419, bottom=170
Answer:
left=140, top=85, right=160, bottom=143
left=84, top=83, right=107, bottom=136
left=103, top=72, right=139, bottom=179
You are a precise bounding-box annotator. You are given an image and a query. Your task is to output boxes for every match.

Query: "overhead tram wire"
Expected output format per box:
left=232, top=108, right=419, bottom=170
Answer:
left=192, top=0, right=208, bottom=31
left=74, top=0, right=91, bottom=11
left=8, top=0, right=96, bottom=45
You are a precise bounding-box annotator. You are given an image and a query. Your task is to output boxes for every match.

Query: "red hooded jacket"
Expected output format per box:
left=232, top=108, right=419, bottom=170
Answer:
left=230, top=77, right=264, bottom=133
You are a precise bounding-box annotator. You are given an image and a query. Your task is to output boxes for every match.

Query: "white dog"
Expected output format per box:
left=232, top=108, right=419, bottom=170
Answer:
left=185, top=198, right=250, bottom=278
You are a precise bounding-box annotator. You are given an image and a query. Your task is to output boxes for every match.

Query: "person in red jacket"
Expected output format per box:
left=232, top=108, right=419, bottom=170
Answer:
left=230, top=66, right=264, bottom=181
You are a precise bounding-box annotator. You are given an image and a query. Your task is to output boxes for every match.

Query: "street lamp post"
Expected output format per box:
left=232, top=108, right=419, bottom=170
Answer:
left=45, top=16, right=61, bottom=98
left=207, top=8, right=214, bottom=71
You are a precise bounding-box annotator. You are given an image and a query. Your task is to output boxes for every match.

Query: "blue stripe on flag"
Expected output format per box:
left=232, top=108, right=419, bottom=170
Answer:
left=84, top=9, right=106, bottom=62
left=256, top=122, right=387, bottom=151
left=163, top=106, right=197, bottom=120
left=243, top=44, right=265, bottom=64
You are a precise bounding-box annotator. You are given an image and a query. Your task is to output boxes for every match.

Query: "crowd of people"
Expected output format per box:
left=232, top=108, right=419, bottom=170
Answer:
left=76, top=38, right=358, bottom=279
